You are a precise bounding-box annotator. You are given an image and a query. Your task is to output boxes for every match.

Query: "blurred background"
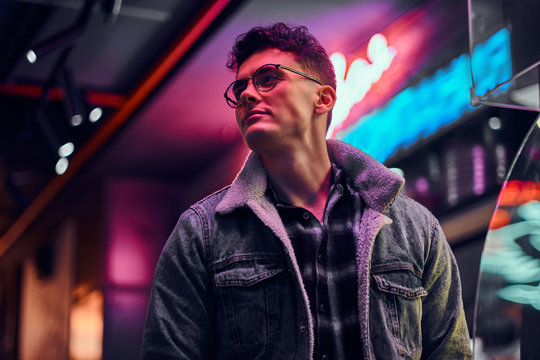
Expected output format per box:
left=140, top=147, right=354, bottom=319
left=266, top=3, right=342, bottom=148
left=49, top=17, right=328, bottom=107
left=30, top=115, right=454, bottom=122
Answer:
left=0, top=0, right=538, bottom=359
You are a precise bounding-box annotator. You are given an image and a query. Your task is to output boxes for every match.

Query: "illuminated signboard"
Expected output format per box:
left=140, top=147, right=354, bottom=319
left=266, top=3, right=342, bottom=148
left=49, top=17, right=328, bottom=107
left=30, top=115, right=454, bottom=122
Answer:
left=333, top=29, right=512, bottom=163
left=328, top=34, right=397, bottom=137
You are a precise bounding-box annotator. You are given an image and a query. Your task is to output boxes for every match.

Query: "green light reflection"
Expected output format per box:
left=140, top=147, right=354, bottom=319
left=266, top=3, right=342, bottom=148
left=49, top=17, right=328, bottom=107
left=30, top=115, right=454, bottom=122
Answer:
left=481, top=201, right=540, bottom=307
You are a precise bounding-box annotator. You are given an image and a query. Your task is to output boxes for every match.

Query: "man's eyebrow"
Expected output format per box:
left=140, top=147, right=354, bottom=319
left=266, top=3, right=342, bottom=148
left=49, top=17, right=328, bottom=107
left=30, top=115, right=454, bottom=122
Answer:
left=233, top=78, right=249, bottom=85
left=232, top=79, right=247, bottom=87
left=236, top=66, right=261, bottom=80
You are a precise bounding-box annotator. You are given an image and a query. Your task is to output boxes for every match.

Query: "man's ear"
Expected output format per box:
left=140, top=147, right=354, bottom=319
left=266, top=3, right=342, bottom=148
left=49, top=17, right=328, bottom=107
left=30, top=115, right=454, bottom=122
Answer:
left=315, top=85, right=336, bottom=115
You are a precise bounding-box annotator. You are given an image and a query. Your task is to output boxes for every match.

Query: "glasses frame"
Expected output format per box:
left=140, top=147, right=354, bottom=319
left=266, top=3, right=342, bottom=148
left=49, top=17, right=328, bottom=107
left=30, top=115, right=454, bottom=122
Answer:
left=224, top=63, right=322, bottom=108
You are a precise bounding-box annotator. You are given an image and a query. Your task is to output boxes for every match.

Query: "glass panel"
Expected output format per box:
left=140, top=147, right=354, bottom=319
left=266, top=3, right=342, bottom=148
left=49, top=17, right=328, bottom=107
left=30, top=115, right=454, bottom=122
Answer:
left=468, top=0, right=540, bottom=111
left=473, top=115, right=540, bottom=359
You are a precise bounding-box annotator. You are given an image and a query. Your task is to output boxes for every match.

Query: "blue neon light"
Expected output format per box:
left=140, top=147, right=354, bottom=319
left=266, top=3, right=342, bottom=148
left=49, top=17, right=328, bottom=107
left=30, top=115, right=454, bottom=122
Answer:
left=338, top=29, right=512, bottom=162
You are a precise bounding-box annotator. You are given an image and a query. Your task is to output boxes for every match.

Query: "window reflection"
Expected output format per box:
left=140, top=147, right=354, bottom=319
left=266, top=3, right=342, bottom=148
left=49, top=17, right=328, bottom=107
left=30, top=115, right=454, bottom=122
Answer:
left=474, top=118, right=540, bottom=359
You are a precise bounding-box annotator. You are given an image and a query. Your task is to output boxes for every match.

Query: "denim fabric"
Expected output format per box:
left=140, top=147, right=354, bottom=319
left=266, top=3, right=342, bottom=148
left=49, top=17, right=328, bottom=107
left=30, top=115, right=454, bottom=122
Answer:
left=141, top=140, right=472, bottom=359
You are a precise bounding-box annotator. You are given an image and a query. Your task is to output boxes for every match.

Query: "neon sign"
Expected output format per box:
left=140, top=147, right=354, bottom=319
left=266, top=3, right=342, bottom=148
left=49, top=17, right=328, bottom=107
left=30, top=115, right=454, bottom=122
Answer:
left=336, top=28, right=512, bottom=163
left=480, top=198, right=540, bottom=310
left=328, top=34, right=397, bottom=137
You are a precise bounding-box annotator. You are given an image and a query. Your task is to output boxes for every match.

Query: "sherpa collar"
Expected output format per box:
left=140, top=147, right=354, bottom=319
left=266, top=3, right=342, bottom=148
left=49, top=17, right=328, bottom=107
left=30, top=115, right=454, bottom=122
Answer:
left=215, top=139, right=404, bottom=215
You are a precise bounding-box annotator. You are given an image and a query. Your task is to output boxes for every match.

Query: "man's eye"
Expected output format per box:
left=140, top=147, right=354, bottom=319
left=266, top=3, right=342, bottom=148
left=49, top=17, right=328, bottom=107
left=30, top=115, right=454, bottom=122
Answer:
left=232, top=81, right=247, bottom=99
left=256, top=75, right=277, bottom=88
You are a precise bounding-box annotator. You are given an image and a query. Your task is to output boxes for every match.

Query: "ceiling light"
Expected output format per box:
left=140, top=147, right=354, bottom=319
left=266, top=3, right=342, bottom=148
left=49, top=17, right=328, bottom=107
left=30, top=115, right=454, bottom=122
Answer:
left=89, top=107, right=103, bottom=122
left=55, top=158, right=69, bottom=175
left=26, top=50, right=37, bottom=64
left=59, top=142, right=75, bottom=158
left=71, top=114, right=83, bottom=126
left=488, top=117, right=502, bottom=130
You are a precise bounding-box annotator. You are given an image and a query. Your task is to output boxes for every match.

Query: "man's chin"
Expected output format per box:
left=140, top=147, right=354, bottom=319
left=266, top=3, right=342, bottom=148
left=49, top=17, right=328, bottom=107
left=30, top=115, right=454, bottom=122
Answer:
left=243, top=128, right=279, bottom=153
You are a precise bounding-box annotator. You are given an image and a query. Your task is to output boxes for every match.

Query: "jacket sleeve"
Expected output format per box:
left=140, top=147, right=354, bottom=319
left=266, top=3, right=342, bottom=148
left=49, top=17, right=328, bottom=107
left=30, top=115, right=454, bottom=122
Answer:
left=141, top=208, right=215, bottom=359
left=420, top=215, right=472, bottom=359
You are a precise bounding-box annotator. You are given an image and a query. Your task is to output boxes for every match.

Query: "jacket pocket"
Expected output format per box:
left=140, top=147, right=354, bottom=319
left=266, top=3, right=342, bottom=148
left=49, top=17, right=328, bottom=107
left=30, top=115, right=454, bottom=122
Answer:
left=212, top=255, right=287, bottom=360
left=214, top=256, right=284, bottom=287
left=372, top=271, right=427, bottom=299
left=370, top=268, right=427, bottom=359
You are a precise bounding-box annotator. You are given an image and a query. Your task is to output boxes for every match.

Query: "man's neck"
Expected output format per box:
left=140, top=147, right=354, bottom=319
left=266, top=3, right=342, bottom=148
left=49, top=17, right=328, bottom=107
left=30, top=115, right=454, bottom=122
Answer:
left=262, top=143, right=332, bottom=222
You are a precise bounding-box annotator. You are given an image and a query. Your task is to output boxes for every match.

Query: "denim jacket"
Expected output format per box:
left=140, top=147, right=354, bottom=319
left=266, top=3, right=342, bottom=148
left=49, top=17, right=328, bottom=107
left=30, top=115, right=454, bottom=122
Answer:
left=142, top=140, right=472, bottom=359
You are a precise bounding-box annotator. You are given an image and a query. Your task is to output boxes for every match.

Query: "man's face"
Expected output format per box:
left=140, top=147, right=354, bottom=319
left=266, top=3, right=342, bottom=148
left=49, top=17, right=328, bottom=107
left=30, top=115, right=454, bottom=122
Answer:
left=234, top=48, right=321, bottom=153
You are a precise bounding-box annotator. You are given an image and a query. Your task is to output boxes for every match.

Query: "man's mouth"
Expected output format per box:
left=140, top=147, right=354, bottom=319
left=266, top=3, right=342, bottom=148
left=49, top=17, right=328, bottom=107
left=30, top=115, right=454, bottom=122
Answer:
left=244, top=110, right=268, bottom=124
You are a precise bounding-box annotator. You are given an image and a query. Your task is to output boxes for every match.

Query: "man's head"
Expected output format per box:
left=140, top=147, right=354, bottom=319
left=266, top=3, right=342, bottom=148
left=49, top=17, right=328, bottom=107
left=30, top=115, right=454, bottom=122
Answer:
left=226, top=23, right=336, bottom=153
left=227, top=23, right=336, bottom=93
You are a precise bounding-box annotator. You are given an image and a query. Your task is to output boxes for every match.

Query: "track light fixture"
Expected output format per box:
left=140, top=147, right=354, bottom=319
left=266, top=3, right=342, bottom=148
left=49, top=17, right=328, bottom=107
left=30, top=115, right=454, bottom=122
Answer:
left=37, top=113, right=75, bottom=164
left=26, top=26, right=84, bottom=64
left=101, top=0, right=123, bottom=24
left=56, top=67, right=86, bottom=126
left=25, top=0, right=98, bottom=64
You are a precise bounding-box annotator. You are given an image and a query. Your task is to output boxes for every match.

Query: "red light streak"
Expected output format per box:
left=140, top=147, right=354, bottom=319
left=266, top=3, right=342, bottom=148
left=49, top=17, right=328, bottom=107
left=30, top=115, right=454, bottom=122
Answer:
left=499, top=180, right=540, bottom=206
left=0, top=83, right=125, bottom=108
left=489, top=208, right=511, bottom=230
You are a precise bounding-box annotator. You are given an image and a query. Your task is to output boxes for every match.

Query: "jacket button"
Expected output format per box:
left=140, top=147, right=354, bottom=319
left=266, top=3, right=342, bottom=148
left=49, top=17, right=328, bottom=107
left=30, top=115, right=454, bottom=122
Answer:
left=299, top=325, right=306, bottom=333
left=320, top=304, right=326, bottom=312
left=302, top=212, right=310, bottom=220
left=322, top=355, right=329, bottom=360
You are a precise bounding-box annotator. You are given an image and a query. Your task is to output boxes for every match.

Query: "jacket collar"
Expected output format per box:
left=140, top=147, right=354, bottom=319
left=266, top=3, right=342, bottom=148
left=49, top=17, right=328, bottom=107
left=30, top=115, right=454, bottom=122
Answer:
left=216, top=139, right=404, bottom=215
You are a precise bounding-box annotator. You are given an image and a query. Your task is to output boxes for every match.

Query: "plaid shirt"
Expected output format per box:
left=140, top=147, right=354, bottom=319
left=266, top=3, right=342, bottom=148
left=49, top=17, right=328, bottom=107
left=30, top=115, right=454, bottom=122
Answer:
left=269, top=164, right=363, bottom=360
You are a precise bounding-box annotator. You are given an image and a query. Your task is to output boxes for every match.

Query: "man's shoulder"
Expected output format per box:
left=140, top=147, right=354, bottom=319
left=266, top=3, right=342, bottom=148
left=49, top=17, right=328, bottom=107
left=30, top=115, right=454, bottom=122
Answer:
left=377, top=193, right=444, bottom=260
left=172, top=186, right=234, bottom=234
left=186, top=185, right=232, bottom=216
left=389, top=192, right=438, bottom=228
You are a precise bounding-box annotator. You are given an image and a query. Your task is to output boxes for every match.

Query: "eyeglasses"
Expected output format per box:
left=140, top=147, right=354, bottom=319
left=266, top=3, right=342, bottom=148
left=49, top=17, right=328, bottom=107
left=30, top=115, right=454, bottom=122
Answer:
left=224, top=63, right=322, bottom=108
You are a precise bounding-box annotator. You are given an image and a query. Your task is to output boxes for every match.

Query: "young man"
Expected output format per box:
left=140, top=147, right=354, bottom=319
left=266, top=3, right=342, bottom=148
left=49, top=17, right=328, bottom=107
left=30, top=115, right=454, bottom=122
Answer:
left=141, top=23, right=472, bottom=359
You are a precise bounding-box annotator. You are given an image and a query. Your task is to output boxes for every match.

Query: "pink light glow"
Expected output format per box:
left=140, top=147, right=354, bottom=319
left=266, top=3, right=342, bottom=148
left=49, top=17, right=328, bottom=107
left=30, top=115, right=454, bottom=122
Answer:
left=415, top=177, right=430, bottom=195
left=105, top=180, right=170, bottom=287
left=472, top=145, right=486, bottom=195
left=107, top=237, right=151, bottom=287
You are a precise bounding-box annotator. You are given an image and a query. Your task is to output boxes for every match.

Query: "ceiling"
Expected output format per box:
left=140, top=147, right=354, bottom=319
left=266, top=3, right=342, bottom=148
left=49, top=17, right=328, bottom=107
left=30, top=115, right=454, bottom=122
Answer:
left=0, top=0, right=248, bottom=257
left=0, top=0, right=469, bottom=260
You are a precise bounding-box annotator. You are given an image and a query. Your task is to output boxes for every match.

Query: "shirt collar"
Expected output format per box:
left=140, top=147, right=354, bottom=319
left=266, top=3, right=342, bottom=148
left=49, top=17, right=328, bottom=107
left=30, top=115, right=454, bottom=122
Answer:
left=266, top=163, right=345, bottom=208
left=216, top=140, right=404, bottom=215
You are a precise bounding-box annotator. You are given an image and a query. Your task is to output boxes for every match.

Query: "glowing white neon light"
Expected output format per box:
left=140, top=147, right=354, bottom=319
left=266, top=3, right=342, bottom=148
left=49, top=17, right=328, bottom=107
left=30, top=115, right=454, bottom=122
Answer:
left=327, top=34, right=397, bottom=138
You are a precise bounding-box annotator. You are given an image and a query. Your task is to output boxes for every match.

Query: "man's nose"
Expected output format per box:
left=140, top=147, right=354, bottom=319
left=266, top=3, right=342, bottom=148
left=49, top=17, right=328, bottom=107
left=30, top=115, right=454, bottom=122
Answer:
left=239, top=80, right=260, bottom=105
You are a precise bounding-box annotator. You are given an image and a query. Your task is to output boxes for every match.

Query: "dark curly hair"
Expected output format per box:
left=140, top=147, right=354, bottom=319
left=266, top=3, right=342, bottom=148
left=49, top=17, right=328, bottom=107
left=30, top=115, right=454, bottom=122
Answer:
left=227, top=23, right=336, bottom=92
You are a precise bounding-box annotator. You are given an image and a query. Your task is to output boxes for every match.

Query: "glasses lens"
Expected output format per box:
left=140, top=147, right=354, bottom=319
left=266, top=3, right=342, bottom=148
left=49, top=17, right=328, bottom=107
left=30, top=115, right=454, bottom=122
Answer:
left=225, top=65, right=279, bottom=108
left=231, top=80, right=248, bottom=102
left=254, top=65, right=279, bottom=91
left=225, top=80, right=247, bottom=107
